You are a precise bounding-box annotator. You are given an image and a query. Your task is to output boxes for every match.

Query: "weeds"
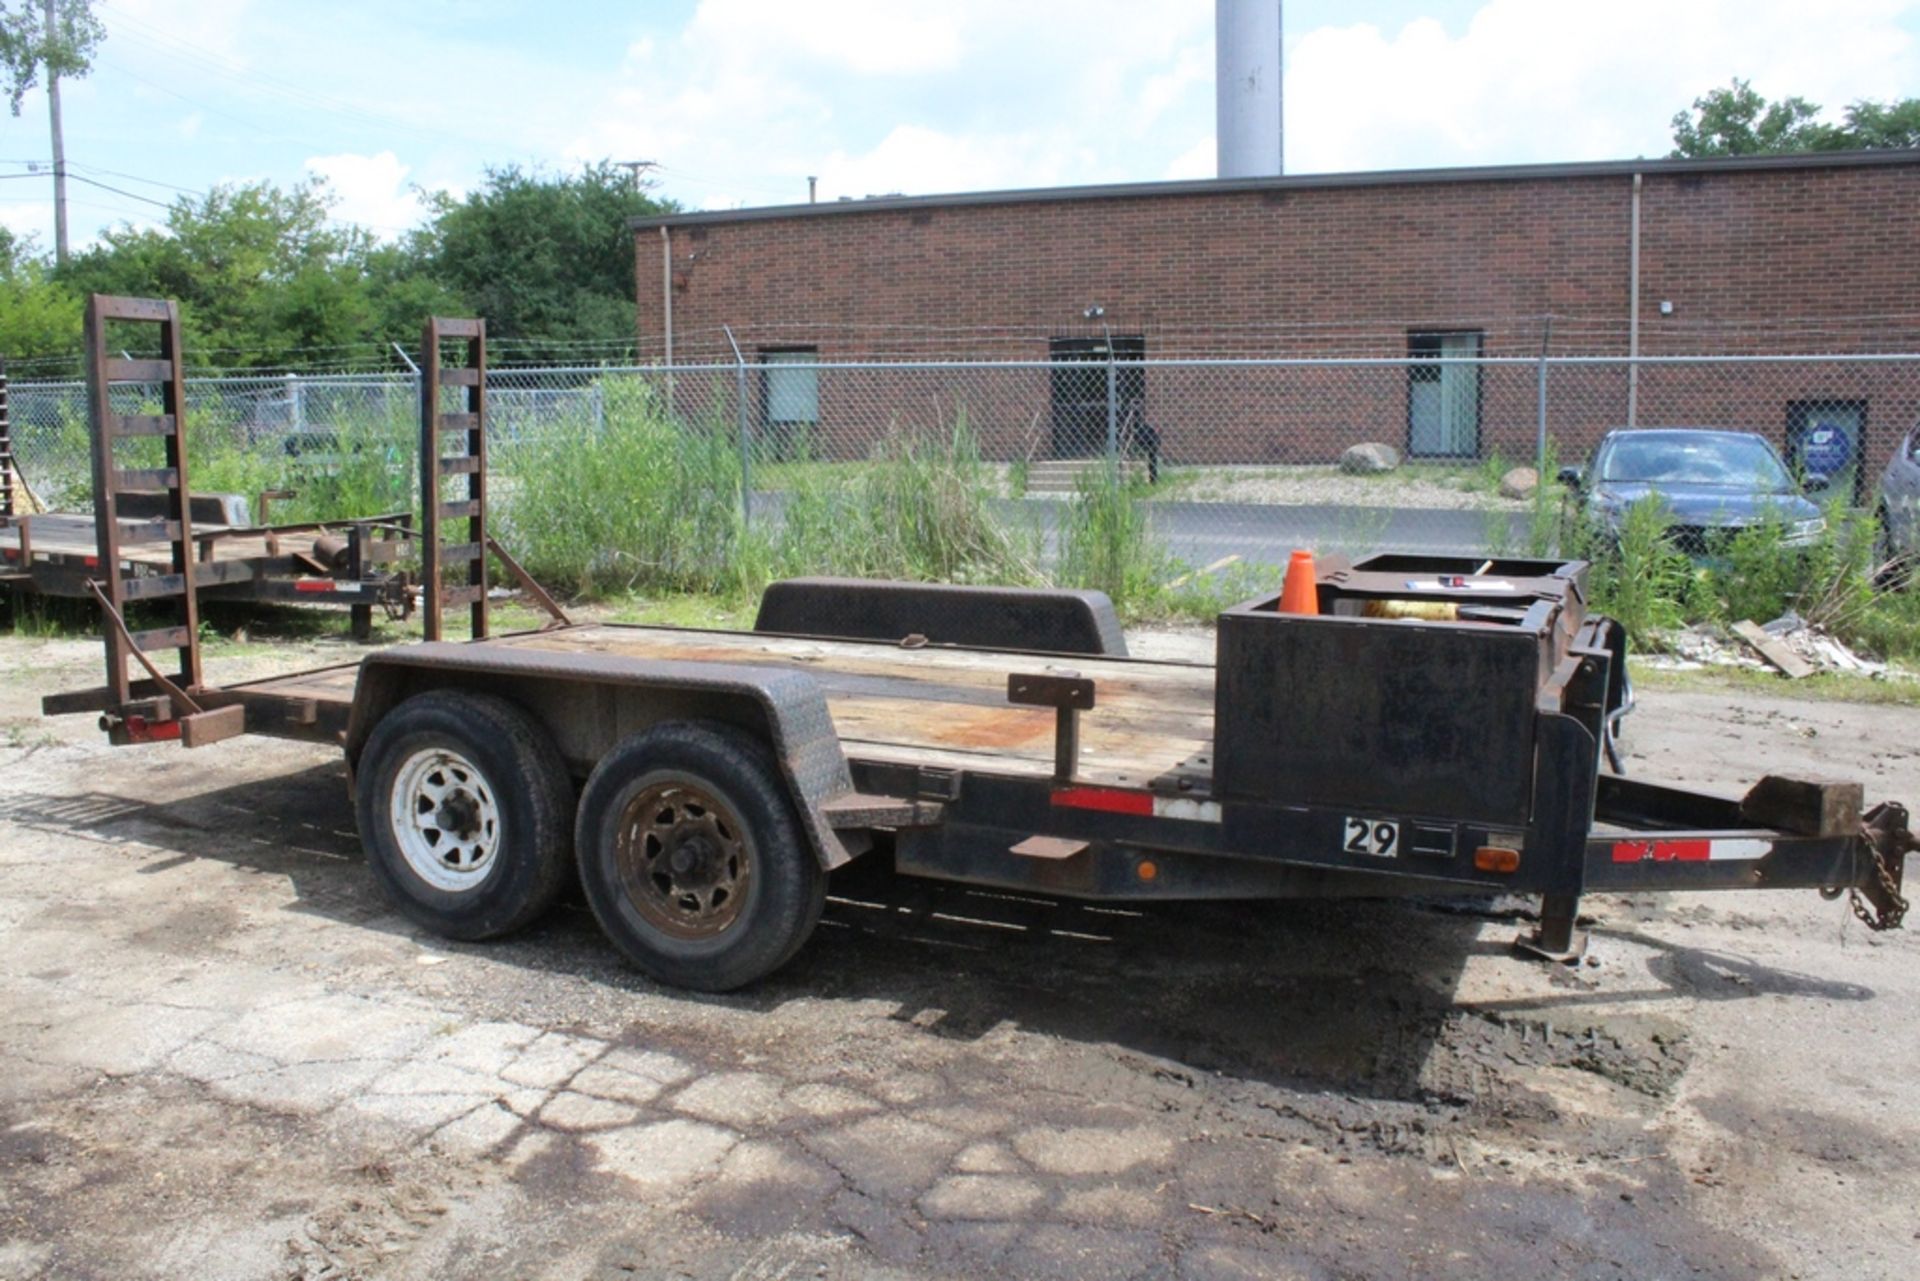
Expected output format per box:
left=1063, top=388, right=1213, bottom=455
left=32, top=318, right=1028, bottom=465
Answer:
left=1057, top=460, right=1166, bottom=612
left=1575, top=496, right=1692, bottom=648
left=775, top=413, right=1040, bottom=587
left=495, top=388, right=746, bottom=598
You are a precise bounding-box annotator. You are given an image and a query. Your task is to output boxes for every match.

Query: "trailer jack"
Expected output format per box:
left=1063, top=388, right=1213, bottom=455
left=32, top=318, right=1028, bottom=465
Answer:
left=1515, top=893, right=1588, bottom=964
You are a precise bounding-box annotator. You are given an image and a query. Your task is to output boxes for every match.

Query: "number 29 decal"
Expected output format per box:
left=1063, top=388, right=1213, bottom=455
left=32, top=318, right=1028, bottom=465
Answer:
left=1343, top=817, right=1400, bottom=857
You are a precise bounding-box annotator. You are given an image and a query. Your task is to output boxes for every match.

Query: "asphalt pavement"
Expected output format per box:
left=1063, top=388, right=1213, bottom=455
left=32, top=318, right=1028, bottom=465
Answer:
left=748, top=492, right=1539, bottom=568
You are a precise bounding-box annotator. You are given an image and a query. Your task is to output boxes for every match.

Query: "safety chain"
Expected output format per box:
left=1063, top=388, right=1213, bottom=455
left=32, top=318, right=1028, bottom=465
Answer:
left=1850, top=807, right=1913, bottom=933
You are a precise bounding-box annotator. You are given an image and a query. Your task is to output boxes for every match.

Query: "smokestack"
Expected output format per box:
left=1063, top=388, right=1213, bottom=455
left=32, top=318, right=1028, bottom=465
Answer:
left=1215, top=0, right=1282, bottom=178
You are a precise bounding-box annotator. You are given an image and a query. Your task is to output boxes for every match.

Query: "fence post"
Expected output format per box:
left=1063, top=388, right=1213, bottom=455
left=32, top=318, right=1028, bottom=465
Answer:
left=1103, top=330, right=1119, bottom=464
left=724, top=325, right=752, bottom=533
left=286, top=372, right=303, bottom=433
left=1535, top=351, right=1549, bottom=480
left=592, top=380, right=606, bottom=437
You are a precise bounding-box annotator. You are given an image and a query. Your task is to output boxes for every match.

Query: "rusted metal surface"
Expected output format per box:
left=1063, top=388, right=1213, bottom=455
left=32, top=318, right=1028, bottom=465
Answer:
left=84, top=294, right=203, bottom=708
left=486, top=534, right=570, bottom=628
left=344, top=642, right=859, bottom=869
left=0, top=359, right=12, bottom=521
left=420, top=317, right=488, bottom=642
left=1007, top=671, right=1096, bottom=782
left=1856, top=802, right=1915, bottom=930
left=819, top=792, right=945, bottom=829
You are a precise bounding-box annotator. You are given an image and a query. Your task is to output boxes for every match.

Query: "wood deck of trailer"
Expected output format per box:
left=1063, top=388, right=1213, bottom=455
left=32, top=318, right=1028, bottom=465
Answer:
left=223, top=624, right=1221, bottom=789
left=3, top=513, right=260, bottom=566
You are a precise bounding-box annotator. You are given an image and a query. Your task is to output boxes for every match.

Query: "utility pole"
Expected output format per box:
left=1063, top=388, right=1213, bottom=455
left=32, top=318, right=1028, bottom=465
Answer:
left=43, top=0, right=68, bottom=265
left=615, top=160, right=657, bottom=192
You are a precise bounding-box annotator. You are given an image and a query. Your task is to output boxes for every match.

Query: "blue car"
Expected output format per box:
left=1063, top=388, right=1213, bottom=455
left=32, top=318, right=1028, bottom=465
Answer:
left=1559, top=428, right=1828, bottom=555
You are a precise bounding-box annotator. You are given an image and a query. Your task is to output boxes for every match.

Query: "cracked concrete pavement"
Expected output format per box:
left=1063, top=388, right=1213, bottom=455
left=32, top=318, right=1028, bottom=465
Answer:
left=3, top=631, right=1920, bottom=1279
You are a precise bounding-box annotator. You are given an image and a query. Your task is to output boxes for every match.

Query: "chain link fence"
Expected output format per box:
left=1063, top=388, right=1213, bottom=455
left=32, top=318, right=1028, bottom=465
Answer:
left=9, top=353, right=1912, bottom=578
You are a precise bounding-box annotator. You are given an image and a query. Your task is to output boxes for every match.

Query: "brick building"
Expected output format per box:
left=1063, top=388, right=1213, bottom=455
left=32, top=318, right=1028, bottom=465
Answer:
left=630, top=151, right=1920, bottom=483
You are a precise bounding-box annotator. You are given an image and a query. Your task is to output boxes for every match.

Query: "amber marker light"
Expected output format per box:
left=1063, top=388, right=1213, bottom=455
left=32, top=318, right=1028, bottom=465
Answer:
left=1474, top=846, right=1521, bottom=874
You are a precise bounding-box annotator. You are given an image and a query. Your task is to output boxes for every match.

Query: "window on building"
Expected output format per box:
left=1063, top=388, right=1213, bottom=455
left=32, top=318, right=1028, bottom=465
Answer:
left=759, top=347, right=818, bottom=459
left=1048, top=336, right=1145, bottom=459
left=1407, top=331, right=1483, bottom=459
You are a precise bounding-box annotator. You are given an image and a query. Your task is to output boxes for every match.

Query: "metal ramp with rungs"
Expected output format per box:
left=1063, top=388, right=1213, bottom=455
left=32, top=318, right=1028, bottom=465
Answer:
left=0, top=358, right=13, bottom=520
left=421, top=317, right=489, bottom=642
left=75, top=295, right=242, bottom=746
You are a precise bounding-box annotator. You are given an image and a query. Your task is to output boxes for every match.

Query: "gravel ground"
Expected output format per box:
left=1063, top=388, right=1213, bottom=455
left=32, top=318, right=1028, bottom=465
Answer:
left=1159, top=466, right=1529, bottom=512
left=2, top=626, right=1918, bottom=1281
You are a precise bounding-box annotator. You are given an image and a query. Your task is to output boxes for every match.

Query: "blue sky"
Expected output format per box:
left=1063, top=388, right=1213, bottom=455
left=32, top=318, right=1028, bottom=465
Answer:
left=4, top=0, right=1919, bottom=250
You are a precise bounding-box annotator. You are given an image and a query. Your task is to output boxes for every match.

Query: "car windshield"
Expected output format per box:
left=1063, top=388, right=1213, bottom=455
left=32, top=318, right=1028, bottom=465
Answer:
left=1598, top=433, right=1792, bottom=489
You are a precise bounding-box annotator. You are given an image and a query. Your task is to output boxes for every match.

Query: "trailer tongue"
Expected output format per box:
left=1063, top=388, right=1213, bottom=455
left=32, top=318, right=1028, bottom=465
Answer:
left=36, top=297, right=1914, bottom=991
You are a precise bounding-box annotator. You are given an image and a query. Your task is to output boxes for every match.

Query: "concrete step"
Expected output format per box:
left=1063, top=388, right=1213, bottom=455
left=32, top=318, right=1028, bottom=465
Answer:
left=1023, top=459, right=1150, bottom=493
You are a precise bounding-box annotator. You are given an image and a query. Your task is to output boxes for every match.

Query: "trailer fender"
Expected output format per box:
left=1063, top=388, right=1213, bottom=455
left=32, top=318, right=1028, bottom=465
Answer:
left=344, top=642, right=860, bottom=868
left=755, top=577, right=1128, bottom=657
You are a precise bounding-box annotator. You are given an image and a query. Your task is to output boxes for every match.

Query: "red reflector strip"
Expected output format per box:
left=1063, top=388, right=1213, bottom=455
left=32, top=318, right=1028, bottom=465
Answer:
left=125, top=715, right=181, bottom=743
left=83, top=555, right=98, bottom=568
left=1612, top=838, right=1771, bottom=863
left=1052, top=786, right=1153, bottom=816
left=294, top=578, right=334, bottom=593
left=1050, top=787, right=1222, bottom=823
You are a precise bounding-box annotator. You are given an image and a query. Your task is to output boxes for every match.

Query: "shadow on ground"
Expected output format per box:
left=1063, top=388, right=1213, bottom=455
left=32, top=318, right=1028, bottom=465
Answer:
left=0, top=757, right=1871, bottom=1109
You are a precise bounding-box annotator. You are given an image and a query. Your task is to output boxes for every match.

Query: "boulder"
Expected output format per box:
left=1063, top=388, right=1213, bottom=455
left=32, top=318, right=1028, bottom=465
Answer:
left=1498, top=466, right=1539, bottom=500
left=1340, top=442, right=1401, bottom=475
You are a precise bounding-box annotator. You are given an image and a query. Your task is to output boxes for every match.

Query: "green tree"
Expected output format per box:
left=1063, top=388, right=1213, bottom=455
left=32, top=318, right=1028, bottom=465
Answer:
left=0, top=227, right=82, bottom=367
left=1671, top=78, right=1920, bottom=157
left=1669, top=78, right=1842, bottom=157
left=422, top=163, right=674, bottom=362
left=56, top=177, right=458, bottom=369
left=1841, top=97, right=1920, bottom=149
left=0, top=0, right=101, bottom=114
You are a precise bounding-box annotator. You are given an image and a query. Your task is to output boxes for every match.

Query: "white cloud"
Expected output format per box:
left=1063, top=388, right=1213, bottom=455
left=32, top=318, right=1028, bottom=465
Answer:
left=1286, top=0, right=1920, bottom=173
left=304, top=151, right=425, bottom=234
left=1164, top=136, right=1216, bottom=181
left=0, top=202, right=53, bottom=242
left=569, top=0, right=1216, bottom=208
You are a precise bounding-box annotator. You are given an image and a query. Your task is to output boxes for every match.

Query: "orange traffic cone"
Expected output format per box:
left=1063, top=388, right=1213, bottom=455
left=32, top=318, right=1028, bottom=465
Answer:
left=1278, top=549, right=1319, bottom=615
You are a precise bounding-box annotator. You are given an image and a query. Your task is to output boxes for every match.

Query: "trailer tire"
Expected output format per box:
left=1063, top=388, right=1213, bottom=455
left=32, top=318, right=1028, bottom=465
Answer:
left=574, top=721, right=825, bottom=992
left=356, top=689, right=574, bottom=941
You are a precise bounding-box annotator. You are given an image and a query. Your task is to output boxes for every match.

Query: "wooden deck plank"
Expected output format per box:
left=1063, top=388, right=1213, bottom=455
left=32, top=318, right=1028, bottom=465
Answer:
left=225, top=623, right=1219, bottom=788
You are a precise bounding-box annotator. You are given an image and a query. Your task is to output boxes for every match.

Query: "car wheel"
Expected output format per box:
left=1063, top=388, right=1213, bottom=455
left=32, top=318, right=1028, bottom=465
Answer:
left=574, top=721, right=826, bottom=992
left=356, top=690, right=575, bottom=940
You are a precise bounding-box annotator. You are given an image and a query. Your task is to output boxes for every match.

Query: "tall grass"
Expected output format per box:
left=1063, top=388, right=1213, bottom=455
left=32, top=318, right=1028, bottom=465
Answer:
left=1572, top=496, right=1691, bottom=648
left=495, top=387, right=746, bottom=597
left=1057, top=459, right=1166, bottom=612
left=774, top=412, right=1040, bottom=586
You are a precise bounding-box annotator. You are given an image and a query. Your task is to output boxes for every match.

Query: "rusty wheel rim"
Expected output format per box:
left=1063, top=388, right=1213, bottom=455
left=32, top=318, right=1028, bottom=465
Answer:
left=614, top=778, right=752, bottom=939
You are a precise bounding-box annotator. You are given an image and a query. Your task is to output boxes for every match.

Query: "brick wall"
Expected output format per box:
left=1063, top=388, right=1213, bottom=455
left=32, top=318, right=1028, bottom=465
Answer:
left=635, top=158, right=1920, bottom=473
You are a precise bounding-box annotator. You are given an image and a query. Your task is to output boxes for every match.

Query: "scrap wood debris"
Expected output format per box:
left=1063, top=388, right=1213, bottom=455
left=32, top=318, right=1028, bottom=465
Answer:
left=1642, top=612, right=1892, bottom=679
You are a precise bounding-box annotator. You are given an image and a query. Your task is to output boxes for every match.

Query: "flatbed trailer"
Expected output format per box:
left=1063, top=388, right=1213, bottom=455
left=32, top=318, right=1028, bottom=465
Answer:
left=0, top=507, right=413, bottom=639
left=0, top=335, right=412, bottom=640
left=39, top=298, right=1916, bottom=992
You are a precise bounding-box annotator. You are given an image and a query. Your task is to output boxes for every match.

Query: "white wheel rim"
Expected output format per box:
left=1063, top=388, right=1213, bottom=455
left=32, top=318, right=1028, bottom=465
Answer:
left=390, top=746, right=502, bottom=892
